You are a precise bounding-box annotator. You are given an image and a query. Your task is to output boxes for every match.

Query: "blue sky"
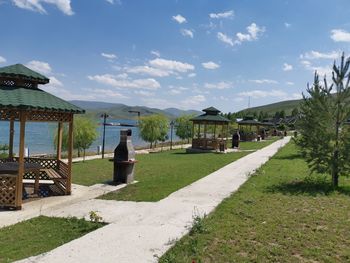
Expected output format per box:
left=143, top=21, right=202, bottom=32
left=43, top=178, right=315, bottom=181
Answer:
left=1, top=0, right=350, bottom=112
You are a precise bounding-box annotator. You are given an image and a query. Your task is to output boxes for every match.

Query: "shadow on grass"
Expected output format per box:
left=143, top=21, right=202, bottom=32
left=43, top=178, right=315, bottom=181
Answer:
left=266, top=178, right=350, bottom=197
left=273, top=153, right=303, bottom=160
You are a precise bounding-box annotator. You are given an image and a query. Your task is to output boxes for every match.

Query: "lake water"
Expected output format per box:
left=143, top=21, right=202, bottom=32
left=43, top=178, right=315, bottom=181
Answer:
left=0, top=119, right=178, bottom=155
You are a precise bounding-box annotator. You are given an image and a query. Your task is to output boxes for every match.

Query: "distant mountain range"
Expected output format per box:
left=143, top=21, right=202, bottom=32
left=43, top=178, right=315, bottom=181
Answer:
left=237, top=99, right=302, bottom=116
left=69, top=100, right=202, bottom=120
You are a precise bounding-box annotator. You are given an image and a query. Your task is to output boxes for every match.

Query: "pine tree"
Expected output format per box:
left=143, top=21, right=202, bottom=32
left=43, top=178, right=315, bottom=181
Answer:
left=296, top=53, right=350, bottom=187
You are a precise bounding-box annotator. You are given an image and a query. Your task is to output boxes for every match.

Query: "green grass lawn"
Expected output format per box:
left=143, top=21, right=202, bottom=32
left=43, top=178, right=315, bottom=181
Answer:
left=0, top=216, right=104, bottom=262
left=160, top=142, right=350, bottom=262
left=72, top=140, right=278, bottom=202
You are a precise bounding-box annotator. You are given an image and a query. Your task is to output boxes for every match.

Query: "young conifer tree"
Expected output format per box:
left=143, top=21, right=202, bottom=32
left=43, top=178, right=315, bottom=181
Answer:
left=296, top=53, right=350, bottom=187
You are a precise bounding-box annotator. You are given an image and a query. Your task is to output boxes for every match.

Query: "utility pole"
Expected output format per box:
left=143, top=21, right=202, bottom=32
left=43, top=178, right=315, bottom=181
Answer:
left=170, top=120, right=175, bottom=150
left=128, top=110, right=141, bottom=125
left=101, top=113, right=109, bottom=159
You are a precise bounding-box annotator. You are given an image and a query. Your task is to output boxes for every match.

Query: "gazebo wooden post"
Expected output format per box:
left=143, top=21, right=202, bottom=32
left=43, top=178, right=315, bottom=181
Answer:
left=213, top=123, right=216, bottom=139
left=56, top=122, right=63, bottom=160
left=9, top=117, right=14, bottom=158
left=66, top=115, right=74, bottom=195
left=16, top=111, right=26, bottom=209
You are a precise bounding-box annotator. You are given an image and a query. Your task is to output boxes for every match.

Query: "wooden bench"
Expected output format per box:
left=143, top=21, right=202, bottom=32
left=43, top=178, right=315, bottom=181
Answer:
left=40, top=168, right=66, bottom=194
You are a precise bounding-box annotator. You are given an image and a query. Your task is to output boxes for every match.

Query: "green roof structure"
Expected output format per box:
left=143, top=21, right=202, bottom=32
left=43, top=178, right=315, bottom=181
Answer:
left=191, top=106, right=229, bottom=123
left=0, top=64, right=84, bottom=114
left=0, top=86, right=84, bottom=113
left=0, top=64, right=49, bottom=84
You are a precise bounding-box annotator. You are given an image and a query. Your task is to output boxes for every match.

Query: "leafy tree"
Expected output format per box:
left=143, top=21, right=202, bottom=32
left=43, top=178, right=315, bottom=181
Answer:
left=139, top=114, right=169, bottom=148
left=54, top=117, right=98, bottom=160
left=175, top=114, right=194, bottom=143
left=296, top=53, right=350, bottom=187
left=291, top=107, right=299, bottom=117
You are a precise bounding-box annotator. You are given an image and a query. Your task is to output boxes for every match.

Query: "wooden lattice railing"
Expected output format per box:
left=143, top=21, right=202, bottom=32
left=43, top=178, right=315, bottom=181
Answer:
left=0, top=174, right=17, bottom=207
left=0, top=158, right=69, bottom=208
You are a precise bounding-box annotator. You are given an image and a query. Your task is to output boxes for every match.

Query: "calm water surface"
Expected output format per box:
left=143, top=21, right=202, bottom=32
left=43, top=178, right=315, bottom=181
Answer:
left=0, top=119, right=178, bottom=155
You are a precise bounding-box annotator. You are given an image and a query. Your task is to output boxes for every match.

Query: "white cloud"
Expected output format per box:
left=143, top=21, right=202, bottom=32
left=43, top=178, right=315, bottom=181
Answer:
left=169, top=89, right=182, bottom=95
left=249, top=79, right=278, bottom=84
left=149, top=58, right=194, bottom=73
left=291, top=93, right=302, bottom=100
left=134, top=90, right=154, bottom=97
left=202, top=61, right=220, bottom=70
left=180, top=29, right=194, bottom=38
left=188, top=73, right=196, bottom=78
left=26, top=60, right=52, bottom=74
left=238, top=89, right=287, bottom=99
left=0, top=56, right=6, bottom=63
left=235, top=23, right=265, bottom=44
left=284, top=22, right=291, bottom=28
left=48, top=76, right=63, bottom=86
left=330, top=29, right=350, bottom=42
left=217, top=32, right=234, bottom=46
left=150, top=50, right=160, bottom=57
left=283, top=63, right=293, bottom=71
left=286, top=81, right=294, bottom=85
left=101, top=52, right=117, bottom=60
left=172, top=14, right=186, bottom=24
left=300, top=50, right=341, bottom=60
left=106, top=0, right=121, bottom=4
left=300, top=60, right=332, bottom=77
left=209, top=10, right=234, bottom=19
left=182, top=95, right=206, bottom=106
left=88, top=74, right=160, bottom=90
left=204, top=81, right=233, bottom=89
left=126, top=65, right=170, bottom=77
left=12, top=0, right=74, bottom=15
left=86, top=88, right=128, bottom=99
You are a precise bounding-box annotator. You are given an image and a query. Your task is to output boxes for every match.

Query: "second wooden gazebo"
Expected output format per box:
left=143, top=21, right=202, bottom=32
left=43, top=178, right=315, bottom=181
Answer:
left=189, top=107, right=230, bottom=151
left=0, top=64, right=84, bottom=210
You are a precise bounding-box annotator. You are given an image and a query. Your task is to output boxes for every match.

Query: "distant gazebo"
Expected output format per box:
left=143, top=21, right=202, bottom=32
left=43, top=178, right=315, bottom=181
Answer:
left=189, top=107, right=230, bottom=151
left=237, top=116, right=261, bottom=141
left=0, top=64, right=84, bottom=210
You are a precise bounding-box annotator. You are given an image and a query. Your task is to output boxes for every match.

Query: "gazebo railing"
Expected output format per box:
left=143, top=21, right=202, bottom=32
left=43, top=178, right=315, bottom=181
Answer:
left=192, top=138, right=219, bottom=150
left=0, top=157, right=69, bottom=207
left=0, top=174, right=17, bottom=208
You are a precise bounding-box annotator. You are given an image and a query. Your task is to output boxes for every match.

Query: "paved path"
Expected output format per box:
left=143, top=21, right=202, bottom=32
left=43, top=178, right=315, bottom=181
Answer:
left=19, top=137, right=291, bottom=263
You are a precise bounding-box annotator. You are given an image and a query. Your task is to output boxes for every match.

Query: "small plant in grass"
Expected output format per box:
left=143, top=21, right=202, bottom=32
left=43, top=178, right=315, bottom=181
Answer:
left=89, top=211, right=103, bottom=223
left=189, top=212, right=207, bottom=236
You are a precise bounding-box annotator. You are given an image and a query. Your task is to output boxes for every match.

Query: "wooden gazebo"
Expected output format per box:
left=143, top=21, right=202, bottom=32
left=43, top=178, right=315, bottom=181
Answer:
left=237, top=116, right=261, bottom=141
left=189, top=107, right=230, bottom=151
left=0, top=64, right=84, bottom=210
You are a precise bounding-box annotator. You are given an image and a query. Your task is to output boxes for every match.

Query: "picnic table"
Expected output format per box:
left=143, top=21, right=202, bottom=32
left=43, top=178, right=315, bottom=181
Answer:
left=0, top=162, right=42, bottom=194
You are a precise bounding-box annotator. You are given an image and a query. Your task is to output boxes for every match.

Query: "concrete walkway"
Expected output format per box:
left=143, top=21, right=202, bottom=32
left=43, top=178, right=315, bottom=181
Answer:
left=18, top=136, right=291, bottom=263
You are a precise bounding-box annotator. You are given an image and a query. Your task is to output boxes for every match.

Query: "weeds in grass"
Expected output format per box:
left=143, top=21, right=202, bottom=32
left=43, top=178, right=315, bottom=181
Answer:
left=89, top=211, right=103, bottom=223
left=157, top=252, right=177, bottom=263
left=189, top=211, right=207, bottom=236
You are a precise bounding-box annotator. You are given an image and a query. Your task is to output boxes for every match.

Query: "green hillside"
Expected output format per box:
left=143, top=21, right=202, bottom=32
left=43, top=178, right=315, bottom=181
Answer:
left=237, top=99, right=301, bottom=116
left=70, top=100, right=201, bottom=120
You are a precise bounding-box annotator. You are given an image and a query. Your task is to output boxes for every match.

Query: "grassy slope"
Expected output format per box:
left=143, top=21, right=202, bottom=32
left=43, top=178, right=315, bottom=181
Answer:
left=238, top=99, right=301, bottom=116
left=73, top=140, right=277, bottom=202
left=160, top=142, right=350, bottom=262
left=0, top=216, right=104, bottom=263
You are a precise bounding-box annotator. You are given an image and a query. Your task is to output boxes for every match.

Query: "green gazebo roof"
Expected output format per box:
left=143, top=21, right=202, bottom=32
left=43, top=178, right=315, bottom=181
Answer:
left=0, top=64, right=49, bottom=84
left=0, top=63, right=84, bottom=114
left=0, top=86, right=84, bottom=113
left=191, top=106, right=229, bottom=123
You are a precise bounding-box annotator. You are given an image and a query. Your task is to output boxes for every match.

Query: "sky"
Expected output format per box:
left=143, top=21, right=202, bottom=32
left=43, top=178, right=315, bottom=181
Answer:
left=1, top=0, right=350, bottom=113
